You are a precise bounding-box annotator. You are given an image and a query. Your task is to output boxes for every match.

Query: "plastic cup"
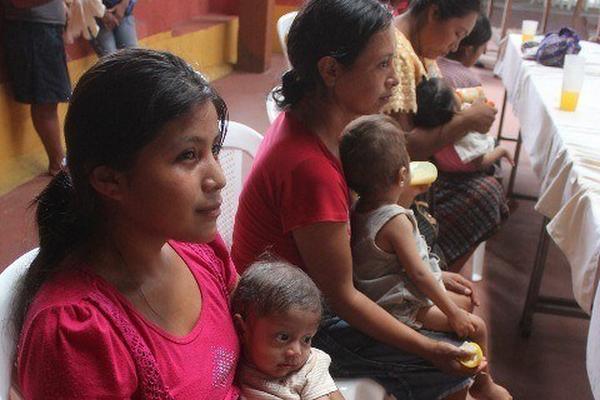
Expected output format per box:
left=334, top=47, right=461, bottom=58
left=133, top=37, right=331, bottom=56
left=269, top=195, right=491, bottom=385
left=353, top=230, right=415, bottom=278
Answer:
left=560, top=54, right=585, bottom=112
left=521, top=20, right=538, bottom=42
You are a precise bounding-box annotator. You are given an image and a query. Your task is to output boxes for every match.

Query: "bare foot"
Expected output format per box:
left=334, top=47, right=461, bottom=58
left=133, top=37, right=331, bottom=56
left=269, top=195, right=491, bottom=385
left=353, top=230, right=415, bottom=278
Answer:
left=469, top=373, right=512, bottom=400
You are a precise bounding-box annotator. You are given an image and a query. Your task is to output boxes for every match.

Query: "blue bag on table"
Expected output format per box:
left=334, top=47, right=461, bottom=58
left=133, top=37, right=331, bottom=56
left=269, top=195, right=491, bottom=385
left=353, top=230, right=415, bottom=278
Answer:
left=536, top=27, right=582, bottom=67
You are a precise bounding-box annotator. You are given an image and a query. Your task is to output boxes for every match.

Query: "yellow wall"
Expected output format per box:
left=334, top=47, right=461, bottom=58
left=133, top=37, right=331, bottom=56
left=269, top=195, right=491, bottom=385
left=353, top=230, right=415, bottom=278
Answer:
left=0, top=18, right=238, bottom=195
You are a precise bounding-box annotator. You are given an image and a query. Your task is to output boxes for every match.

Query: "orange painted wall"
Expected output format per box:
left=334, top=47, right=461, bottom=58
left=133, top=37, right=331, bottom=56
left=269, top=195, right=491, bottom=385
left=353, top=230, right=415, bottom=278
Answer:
left=0, top=0, right=298, bottom=83
left=209, top=0, right=301, bottom=14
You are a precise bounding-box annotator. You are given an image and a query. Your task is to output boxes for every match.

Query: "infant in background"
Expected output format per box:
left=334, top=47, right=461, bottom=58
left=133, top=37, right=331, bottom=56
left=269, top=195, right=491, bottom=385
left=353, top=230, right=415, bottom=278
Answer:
left=232, top=258, right=344, bottom=400
left=414, top=77, right=513, bottom=173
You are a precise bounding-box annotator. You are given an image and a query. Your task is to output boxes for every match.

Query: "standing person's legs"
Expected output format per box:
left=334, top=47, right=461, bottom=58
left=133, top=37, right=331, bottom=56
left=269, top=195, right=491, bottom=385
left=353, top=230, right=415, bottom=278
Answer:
left=113, top=15, right=138, bottom=49
left=91, top=23, right=118, bottom=56
left=3, top=21, right=70, bottom=175
left=30, top=103, right=64, bottom=175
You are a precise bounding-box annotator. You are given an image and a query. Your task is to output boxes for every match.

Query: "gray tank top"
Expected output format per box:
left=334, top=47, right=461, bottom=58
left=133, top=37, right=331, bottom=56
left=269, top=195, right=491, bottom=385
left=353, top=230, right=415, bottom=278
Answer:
left=3, top=0, right=66, bottom=25
left=351, top=204, right=444, bottom=324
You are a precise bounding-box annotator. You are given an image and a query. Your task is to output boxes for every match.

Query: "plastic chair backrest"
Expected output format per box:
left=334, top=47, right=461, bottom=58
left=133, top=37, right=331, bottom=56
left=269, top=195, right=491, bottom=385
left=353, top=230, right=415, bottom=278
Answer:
left=336, top=378, right=390, bottom=400
left=217, top=121, right=263, bottom=250
left=0, top=248, right=39, bottom=400
left=277, top=11, right=298, bottom=67
left=265, top=87, right=281, bottom=123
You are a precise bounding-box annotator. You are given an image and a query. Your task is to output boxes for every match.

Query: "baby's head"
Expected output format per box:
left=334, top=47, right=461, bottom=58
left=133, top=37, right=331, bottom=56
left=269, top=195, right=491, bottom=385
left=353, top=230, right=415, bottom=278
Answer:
left=414, top=77, right=458, bottom=128
left=231, top=258, right=322, bottom=378
left=340, top=114, right=410, bottom=198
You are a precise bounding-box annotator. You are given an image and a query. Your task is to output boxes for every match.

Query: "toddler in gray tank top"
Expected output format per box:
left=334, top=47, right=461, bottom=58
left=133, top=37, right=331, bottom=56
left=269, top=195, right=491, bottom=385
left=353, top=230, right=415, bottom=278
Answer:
left=339, top=115, right=512, bottom=400
left=351, top=203, right=444, bottom=328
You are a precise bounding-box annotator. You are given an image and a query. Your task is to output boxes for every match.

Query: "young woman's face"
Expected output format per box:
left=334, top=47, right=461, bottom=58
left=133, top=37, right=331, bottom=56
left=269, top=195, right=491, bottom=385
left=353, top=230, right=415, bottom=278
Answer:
left=418, top=10, right=478, bottom=59
left=332, top=25, right=399, bottom=117
left=461, top=43, right=487, bottom=67
left=118, top=102, right=226, bottom=243
left=240, top=308, right=320, bottom=378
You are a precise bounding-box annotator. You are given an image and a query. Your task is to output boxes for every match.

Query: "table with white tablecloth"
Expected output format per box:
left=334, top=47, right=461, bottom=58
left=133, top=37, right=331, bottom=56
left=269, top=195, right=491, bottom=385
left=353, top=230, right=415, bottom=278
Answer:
left=495, top=33, right=600, bottom=398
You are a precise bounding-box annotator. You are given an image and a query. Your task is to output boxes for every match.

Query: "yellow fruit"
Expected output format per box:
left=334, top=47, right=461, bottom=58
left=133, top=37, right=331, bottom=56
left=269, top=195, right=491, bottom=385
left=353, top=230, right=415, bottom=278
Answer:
left=409, top=161, right=438, bottom=186
left=459, top=341, right=483, bottom=368
left=456, top=86, right=485, bottom=103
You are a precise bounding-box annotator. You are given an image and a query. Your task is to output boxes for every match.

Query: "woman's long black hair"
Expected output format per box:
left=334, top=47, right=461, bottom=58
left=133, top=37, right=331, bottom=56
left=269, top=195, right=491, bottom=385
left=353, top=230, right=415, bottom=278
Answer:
left=12, top=48, right=228, bottom=334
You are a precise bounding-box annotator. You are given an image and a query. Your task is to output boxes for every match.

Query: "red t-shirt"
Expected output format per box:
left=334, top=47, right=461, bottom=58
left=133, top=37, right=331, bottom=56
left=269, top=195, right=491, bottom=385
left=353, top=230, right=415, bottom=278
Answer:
left=17, top=239, right=240, bottom=400
left=231, top=112, right=350, bottom=272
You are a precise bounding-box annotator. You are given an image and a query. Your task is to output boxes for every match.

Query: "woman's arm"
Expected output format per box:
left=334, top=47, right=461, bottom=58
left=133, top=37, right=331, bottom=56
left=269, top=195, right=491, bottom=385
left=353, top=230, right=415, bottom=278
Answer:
left=293, top=222, right=478, bottom=374
left=392, top=102, right=497, bottom=161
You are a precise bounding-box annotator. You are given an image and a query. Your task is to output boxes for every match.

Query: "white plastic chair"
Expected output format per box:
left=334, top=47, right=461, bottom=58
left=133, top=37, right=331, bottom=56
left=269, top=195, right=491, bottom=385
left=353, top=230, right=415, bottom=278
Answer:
left=470, top=241, right=487, bottom=282
left=266, top=87, right=281, bottom=123
left=0, top=248, right=39, bottom=400
left=217, top=121, right=263, bottom=250
left=277, top=11, right=298, bottom=68
left=336, top=378, right=393, bottom=400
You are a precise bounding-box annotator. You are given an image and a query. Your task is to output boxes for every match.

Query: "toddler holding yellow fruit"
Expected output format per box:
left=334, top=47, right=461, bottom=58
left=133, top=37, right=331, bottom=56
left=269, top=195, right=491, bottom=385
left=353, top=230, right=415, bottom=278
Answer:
left=340, top=115, right=512, bottom=400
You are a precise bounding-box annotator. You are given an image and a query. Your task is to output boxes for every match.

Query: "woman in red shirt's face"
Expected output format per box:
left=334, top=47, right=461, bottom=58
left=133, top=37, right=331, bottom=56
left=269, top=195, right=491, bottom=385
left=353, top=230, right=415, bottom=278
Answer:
left=276, top=0, right=398, bottom=122
left=324, top=25, right=399, bottom=119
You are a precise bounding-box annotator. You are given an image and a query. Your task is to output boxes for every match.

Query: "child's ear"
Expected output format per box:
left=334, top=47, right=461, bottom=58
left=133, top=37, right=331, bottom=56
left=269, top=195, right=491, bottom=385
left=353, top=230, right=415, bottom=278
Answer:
left=398, top=166, right=409, bottom=187
left=89, top=165, right=126, bottom=201
left=233, top=313, right=247, bottom=336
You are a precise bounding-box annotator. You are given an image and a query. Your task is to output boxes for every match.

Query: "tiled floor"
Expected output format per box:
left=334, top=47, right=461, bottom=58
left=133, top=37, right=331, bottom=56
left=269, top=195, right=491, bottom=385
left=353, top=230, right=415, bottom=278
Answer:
left=1, top=52, right=593, bottom=399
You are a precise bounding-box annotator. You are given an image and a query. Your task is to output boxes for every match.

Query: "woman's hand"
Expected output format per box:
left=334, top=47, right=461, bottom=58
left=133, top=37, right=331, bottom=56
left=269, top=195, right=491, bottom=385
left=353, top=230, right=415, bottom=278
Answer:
left=442, top=271, right=480, bottom=307
left=102, top=10, right=119, bottom=30
left=461, top=100, right=497, bottom=134
left=428, top=340, right=488, bottom=376
left=110, top=0, right=129, bottom=22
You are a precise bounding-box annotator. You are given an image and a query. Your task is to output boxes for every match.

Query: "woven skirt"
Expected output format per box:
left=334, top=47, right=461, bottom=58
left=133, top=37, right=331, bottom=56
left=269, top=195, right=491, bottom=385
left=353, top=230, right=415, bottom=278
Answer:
left=431, top=171, right=509, bottom=265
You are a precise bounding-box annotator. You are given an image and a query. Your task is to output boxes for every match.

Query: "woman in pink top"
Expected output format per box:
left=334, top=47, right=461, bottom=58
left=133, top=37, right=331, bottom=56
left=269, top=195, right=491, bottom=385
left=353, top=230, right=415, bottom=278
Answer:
left=12, top=49, right=240, bottom=399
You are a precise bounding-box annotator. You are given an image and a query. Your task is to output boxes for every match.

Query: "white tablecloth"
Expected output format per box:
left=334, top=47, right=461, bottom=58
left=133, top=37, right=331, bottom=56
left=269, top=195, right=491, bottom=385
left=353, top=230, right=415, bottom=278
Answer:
left=496, top=34, right=600, bottom=400
left=496, top=34, right=600, bottom=314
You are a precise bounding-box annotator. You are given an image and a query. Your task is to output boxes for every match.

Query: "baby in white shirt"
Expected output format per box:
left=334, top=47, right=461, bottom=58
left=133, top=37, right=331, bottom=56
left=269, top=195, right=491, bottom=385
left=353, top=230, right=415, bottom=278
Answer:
left=414, top=77, right=513, bottom=173
left=232, top=259, right=344, bottom=400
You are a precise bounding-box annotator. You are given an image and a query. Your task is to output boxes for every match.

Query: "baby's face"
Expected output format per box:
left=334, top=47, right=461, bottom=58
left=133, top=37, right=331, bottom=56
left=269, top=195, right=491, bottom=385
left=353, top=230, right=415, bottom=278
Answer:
left=241, top=307, right=320, bottom=378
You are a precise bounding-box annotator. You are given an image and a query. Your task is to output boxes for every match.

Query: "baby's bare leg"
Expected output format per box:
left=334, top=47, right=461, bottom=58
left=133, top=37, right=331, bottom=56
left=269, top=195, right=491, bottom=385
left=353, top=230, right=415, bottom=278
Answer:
left=417, top=309, right=512, bottom=399
left=448, top=291, right=475, bottom=312
left=416, top=305, right=454, bottom=332
left=468, top=316, right=512, bottom=400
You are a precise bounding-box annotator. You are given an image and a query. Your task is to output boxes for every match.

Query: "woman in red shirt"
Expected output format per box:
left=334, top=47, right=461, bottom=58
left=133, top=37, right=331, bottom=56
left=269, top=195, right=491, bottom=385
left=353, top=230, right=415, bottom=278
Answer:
left=232, top=1, right=485, bottom=399
left=13, top=49, right=239, bottom=399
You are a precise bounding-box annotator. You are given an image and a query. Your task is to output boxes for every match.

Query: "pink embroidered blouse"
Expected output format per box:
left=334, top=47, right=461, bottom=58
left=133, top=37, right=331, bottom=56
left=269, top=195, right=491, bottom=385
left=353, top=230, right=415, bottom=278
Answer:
left=17, top=239, right=240, bottom=400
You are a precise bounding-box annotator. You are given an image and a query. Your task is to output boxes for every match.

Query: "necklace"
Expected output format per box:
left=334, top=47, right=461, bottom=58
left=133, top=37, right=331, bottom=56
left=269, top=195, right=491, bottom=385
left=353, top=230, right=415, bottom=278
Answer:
left=114, top=246, right=167, bottom=324
left=137, top=285, right=167, bottom=324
